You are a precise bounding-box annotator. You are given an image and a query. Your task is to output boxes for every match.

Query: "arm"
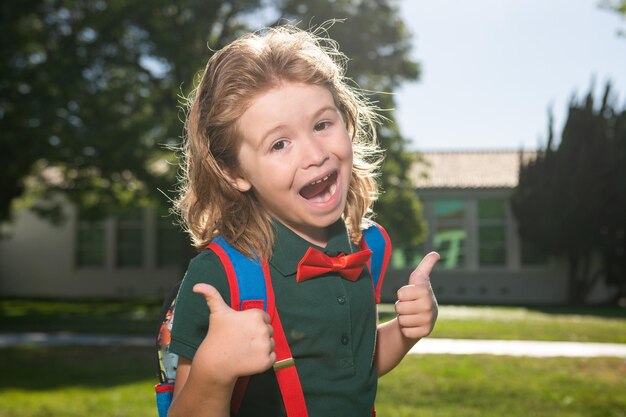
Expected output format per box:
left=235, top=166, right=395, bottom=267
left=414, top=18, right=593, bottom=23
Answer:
left=168, top=284, right=276, bottom=417
left=375, top=252, right=439, bottom=376
left=168, top=356, right=235, bottom=417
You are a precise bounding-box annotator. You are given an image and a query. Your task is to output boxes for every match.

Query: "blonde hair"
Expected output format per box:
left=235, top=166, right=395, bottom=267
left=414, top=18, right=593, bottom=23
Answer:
left=176, top=25, right=383, bottom=259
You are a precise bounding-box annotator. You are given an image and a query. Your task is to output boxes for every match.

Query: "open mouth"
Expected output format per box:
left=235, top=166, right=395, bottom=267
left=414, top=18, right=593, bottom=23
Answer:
left=299, top=171, right=338, bottom=203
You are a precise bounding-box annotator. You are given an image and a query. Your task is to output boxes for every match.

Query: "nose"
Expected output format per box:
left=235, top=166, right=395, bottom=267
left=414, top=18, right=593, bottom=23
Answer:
left=300, top=134, right=329, bottom=168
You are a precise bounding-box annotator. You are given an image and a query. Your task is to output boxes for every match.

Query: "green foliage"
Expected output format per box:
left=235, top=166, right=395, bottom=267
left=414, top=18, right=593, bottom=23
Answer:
left=1, top=0, right=426, bottom=248
left=511, top=82, right=626, bottom=303
left=600, top=1, right=626, bottom=40
left=600, top=0, right=626, bottom=16
left=1, top=0, right=241, bottom=220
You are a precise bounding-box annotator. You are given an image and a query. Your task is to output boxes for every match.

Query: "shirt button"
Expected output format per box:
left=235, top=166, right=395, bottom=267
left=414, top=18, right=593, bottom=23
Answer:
left=337, top=296, right=346, bottom=305
left=341, top=334, right=349, bottom=345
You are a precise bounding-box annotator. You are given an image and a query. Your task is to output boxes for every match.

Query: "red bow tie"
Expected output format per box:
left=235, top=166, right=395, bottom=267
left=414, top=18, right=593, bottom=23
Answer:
left=296, top=247, right=372, bottom=283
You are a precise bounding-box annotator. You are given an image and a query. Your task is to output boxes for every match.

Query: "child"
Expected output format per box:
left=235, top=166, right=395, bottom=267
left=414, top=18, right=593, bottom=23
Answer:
left=167, top=24, right=439, bottom=417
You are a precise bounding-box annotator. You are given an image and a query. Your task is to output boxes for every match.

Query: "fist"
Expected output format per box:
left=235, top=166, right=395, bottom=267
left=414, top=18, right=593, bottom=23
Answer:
left=192, top=283, right=276, bottom=384
left=395, top=252, right=439, bottom=340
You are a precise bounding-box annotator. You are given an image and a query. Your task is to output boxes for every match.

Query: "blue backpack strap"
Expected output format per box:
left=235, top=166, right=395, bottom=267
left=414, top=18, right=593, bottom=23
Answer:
left=211, top=236, right=268, bottom=312
left=208, top=237, right=270, bottom=413
left=360, top=222, right=392, bottom=304
left=210, top=238, right=309, bottom=416
left=155, top=237, right=269, bottom=417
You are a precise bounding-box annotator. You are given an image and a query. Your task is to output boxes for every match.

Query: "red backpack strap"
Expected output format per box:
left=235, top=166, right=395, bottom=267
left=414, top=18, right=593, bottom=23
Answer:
left=208, top=237, right=266, bottom=414
left=359, top=222, right=392, bottom=304
left=259, top=259, right=309, bottom=417
left=210, top=238, right=308, bottom=416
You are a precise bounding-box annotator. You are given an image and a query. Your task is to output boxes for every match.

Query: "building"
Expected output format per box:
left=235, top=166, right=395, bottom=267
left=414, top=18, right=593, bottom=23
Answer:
left=0, top=201, right=188, bottom=299
left=381, top=150, right=574, bottom=305
left=0, top=150, right=615, bottom=304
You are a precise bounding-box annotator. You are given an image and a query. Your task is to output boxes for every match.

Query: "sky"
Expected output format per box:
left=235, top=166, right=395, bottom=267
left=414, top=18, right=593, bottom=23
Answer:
left=395, top=0, right=626, bottom=151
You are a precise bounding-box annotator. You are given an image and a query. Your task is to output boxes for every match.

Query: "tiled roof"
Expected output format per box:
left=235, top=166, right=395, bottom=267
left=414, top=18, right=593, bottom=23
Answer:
left=410, top=150, right=539, bottom=189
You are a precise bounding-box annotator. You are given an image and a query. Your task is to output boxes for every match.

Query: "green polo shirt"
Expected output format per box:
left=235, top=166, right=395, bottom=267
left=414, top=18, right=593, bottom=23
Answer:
left=170, top=219, right=379, bottom=417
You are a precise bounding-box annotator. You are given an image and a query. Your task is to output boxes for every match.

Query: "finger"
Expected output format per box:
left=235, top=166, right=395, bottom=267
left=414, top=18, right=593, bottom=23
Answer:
left=396, top=283, right=432, bottom=302
left=193, top=283, right=232, bottom=314
left=397, top=313, right=430, bottom=329
left=408, top=252, right=440, bottom=285
left=395, top=298, right=430, bottom=316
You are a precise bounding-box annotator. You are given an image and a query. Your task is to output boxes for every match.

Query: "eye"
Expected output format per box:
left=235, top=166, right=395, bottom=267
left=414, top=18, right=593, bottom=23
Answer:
left=271, top=139, right=288, bottom=151
left=314, top=121, right=331, bottom=132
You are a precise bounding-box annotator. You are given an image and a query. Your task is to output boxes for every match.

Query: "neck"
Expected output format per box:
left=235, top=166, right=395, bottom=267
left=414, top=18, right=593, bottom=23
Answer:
left=271, top=219, right=341, bottom=248
left=291, top=226, right=330, bottom=248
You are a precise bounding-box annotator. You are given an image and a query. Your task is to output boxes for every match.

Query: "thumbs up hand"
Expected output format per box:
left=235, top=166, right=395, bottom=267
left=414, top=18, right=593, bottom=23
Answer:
left=395, top=252, right=440, bottom=340
left=191, top=283, right=276, bottom=386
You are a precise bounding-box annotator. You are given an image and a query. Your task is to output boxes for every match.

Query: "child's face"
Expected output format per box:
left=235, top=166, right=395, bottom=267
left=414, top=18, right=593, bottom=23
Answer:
left=232, top=82, right=353, bottom=246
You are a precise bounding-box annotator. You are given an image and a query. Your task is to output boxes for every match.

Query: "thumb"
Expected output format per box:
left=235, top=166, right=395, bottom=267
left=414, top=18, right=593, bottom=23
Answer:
left=408, top=251, right=440, bottom=285
left=193, top=283, right=232, bottom=314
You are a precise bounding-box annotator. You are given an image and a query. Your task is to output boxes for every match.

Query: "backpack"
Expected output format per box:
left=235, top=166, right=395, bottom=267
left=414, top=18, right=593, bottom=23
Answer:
left=155, top=222, right=391, bottom=417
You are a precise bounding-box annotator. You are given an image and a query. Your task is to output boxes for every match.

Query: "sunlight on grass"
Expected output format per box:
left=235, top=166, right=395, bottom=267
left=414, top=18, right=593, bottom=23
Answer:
left=378, top=305, right=626, bottom=343
left=377, top=355, right=626, bottom=417
left=1, top=301, right=625, bottom=416
left=0, top=383, right=155, bottom=417
left=1, top=349, right=624, bottom=417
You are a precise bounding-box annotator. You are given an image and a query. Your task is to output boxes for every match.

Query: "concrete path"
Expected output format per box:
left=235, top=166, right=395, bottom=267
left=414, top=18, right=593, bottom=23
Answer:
left=409, top=337, right=626, bottom=358
left=0, top=332, right=154, bottom=347
left=2, top=333, right=626, bottom=358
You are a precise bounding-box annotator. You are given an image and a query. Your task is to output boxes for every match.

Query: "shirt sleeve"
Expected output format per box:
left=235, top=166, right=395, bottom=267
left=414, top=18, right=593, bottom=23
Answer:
left=169, top=249, right=231, bottom=361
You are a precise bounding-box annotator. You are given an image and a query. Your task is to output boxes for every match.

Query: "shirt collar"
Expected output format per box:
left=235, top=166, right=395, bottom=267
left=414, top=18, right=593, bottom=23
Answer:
left=270, top=218, right=357, bottom=277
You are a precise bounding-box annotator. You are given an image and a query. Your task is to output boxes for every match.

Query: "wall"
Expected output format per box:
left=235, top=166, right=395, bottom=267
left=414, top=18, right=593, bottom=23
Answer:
left=0, top=204, right=184, bottom=299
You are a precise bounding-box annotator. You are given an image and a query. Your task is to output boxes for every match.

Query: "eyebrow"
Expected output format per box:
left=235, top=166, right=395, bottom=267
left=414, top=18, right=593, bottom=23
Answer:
left=258, top=105, right=339, bottom=147
left=314, top=105, right=340, bottom=119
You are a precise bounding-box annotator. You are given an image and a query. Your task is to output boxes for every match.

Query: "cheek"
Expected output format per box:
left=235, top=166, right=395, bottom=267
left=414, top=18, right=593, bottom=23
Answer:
left=342, top=137, right=354, bottom=165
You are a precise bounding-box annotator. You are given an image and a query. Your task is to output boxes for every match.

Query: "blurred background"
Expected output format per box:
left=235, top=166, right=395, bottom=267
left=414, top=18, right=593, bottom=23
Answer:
left=1, top=0, right=624, bottom=306
left=0, top=1, right=625, bottom=416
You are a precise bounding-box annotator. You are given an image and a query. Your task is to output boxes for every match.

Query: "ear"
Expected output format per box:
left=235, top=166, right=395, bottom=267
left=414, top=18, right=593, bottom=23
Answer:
left=223, top=167, right=252, bottom=192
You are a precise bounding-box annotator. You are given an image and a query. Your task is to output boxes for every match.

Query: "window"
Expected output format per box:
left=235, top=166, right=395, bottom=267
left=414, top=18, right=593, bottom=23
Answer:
left=116, top=208, right=144, bottom=267
left=478, top=199, right=507, bottom=266
left=391, top=245, right=425, bottom=270
left=434, top=200, right=466, bottom=269
left=76, top=219, right=105, bottom=267
left=156, top=210, right=184, bottom=268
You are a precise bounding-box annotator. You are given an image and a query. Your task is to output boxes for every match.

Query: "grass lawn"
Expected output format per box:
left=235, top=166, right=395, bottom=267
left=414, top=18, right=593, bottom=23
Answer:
left=0, top=346, right=624, bottom=417
left=1, top=301, right=625, bottom=416
left=0, top=299, right=162, bottom=335
left=430, top=305, right=626, bottom=343
left=0, top=346, right=155, bottom=417
left=377, top=354, right=626, bottom=417
left=381, top=304, right=626, bottom=343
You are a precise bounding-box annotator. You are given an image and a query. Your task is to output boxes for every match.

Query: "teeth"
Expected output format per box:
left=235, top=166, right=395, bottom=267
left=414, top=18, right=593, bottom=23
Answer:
left=310, top=175, right=330, bottom=185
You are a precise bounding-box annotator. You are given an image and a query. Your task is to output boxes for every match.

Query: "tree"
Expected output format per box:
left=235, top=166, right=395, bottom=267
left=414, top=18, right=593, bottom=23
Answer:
left=1, top=0, right=262, bottom=222
left=601, top=0, right=626, bottom=16
left=600, top=0, right=626, bottom=37
left=1, top=0, right=426, bottom=249
left=511, top=82, right=626, bottom=303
